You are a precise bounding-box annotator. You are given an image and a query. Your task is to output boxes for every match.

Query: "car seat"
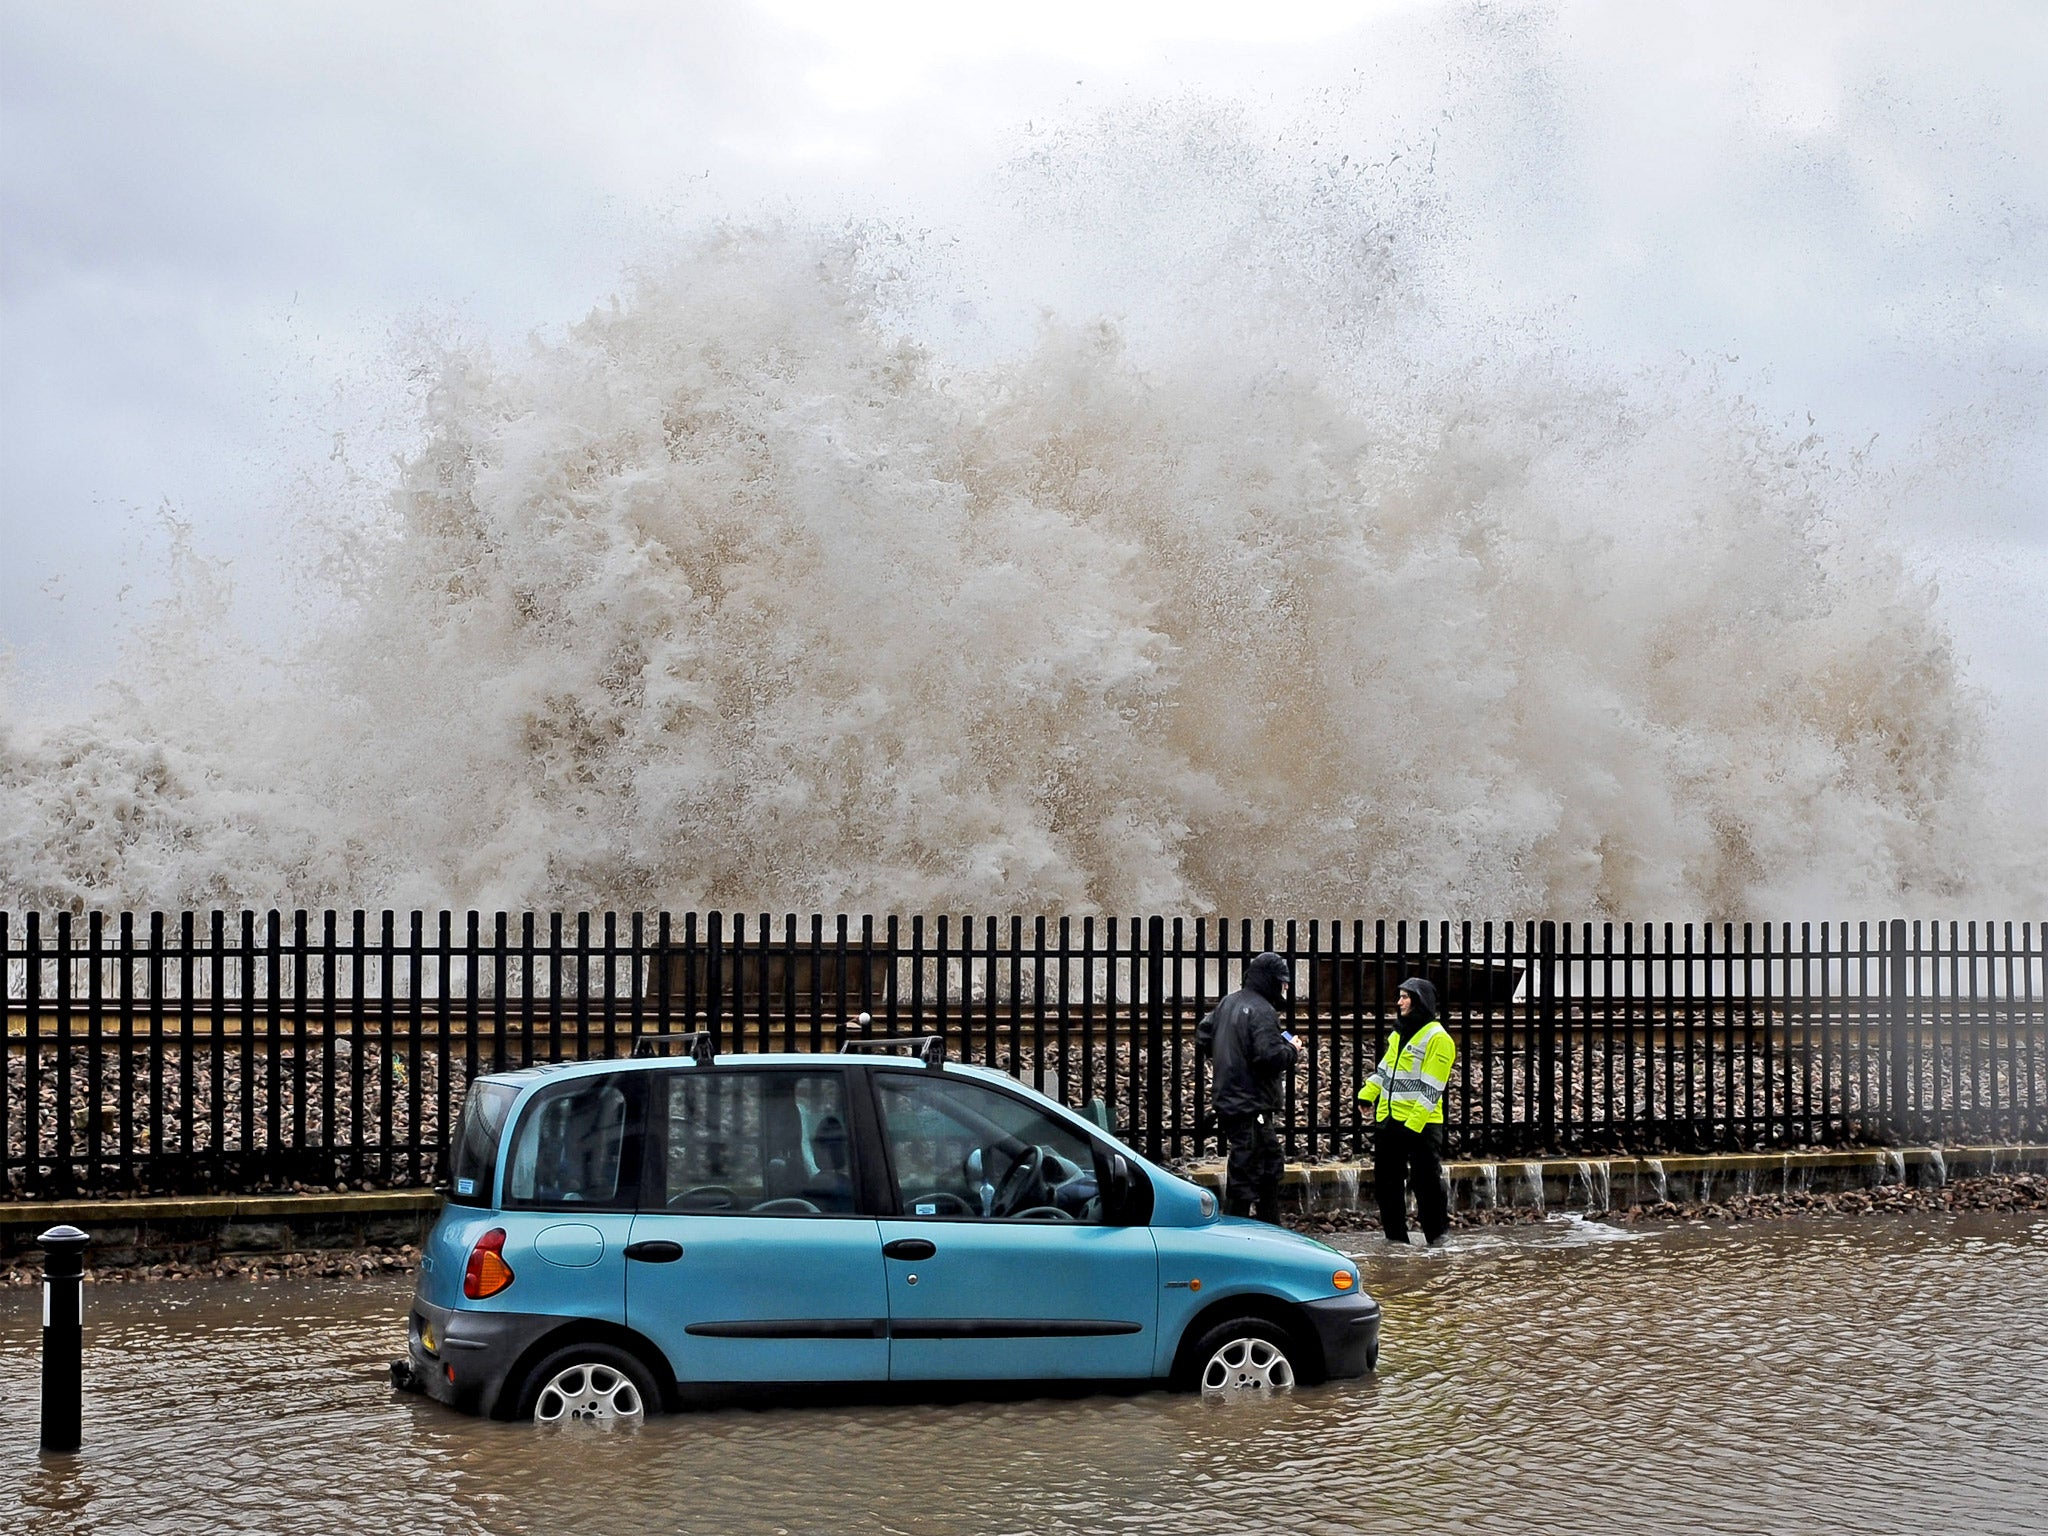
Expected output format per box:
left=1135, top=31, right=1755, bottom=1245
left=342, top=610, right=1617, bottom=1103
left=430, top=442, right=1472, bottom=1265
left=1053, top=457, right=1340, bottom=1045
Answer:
left=801, top=1112, right=853, bottom=1212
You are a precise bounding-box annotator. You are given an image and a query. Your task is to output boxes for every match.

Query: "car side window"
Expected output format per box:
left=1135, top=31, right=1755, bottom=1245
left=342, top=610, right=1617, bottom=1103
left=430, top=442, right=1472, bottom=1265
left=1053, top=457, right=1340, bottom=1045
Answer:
left=658, top=1070, right=855, bottom=1215
left=504, top=1077, right=638, bottom=1209
left=875, top=1073, right=1101, bottom=1222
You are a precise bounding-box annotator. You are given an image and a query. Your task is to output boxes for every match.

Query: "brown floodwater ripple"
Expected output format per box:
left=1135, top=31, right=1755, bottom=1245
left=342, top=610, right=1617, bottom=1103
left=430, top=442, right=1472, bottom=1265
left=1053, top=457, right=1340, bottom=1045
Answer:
left=6, top=1212, right=2045, bottom=1536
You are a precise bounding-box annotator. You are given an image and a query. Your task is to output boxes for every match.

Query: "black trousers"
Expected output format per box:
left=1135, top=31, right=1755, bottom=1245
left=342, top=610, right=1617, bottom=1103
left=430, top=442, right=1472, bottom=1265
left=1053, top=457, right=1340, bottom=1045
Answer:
left=1374, top=1119, right=1449, bottom=1243
left=1219, top=1112, right=1285, bottom=1224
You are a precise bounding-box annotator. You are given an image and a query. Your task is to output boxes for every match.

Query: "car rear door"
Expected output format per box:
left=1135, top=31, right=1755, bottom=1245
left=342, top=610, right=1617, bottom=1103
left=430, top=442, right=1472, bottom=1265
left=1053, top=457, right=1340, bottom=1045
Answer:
left=625, top=1065, right=890, bottom=1384
left=867, top=1068, right=1158, bottom=1381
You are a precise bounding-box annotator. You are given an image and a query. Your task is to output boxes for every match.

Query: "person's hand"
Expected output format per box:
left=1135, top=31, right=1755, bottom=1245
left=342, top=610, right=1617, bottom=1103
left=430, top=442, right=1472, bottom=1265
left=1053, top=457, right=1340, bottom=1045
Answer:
left=1282, top=1031, right=1299, bottom=1046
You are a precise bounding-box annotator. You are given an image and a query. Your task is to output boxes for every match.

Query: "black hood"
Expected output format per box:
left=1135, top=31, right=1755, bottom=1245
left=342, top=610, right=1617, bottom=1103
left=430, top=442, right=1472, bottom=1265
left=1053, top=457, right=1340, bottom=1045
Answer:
left=1397, top=976, right=1440, bottom=1024
left=1246, top=952, right=1292, bottom=1004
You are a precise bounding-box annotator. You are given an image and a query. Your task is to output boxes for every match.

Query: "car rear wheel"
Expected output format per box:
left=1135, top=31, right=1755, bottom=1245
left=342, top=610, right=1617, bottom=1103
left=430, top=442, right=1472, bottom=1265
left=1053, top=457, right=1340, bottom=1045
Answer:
left=521, top=1343, right=660, bottom=1427
left=1180, top=1316, right=1302, bottom=1396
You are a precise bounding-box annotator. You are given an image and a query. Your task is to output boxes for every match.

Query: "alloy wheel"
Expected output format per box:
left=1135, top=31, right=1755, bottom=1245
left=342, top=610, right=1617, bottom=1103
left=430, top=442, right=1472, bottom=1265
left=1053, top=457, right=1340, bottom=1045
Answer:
left=1200, top=1336, right=1296, bottom=1394
left=533, top=1362, right=645, bottom=1426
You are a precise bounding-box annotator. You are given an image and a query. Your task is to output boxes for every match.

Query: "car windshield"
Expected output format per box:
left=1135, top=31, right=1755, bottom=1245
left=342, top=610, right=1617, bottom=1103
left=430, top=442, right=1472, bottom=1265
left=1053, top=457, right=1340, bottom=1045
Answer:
left=447, top=1080, right=518, bottom=1204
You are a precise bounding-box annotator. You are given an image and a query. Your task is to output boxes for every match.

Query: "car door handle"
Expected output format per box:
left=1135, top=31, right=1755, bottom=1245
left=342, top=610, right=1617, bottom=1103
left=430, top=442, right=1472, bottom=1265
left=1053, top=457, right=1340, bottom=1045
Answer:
left=883, top=1239, right=936, bottom=1261
left=624, top=1240, right=684, bottom=1263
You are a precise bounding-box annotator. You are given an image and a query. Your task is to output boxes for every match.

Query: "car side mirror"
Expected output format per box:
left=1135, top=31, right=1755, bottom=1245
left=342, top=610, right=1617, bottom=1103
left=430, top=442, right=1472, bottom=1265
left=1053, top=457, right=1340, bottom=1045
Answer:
left=1105, top=1153, right=1133, bottom=1222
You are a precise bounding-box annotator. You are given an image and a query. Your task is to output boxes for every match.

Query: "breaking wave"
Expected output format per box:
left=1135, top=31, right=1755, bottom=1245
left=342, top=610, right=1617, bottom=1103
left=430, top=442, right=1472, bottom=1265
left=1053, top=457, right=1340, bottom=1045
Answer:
left=0, top=104, right=2028, bottom=918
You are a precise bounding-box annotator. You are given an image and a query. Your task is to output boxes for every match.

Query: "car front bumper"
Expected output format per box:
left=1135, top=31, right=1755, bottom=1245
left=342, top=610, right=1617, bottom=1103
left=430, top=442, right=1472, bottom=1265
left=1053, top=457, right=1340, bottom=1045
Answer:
left=1299, top=1292, right=1382, bottom=1380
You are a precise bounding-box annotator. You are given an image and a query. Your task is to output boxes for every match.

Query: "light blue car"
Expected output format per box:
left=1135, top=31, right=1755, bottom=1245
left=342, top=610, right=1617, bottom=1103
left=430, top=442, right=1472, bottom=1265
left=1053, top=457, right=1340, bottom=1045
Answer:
left=393, top=1035, right=1380, bottom=1423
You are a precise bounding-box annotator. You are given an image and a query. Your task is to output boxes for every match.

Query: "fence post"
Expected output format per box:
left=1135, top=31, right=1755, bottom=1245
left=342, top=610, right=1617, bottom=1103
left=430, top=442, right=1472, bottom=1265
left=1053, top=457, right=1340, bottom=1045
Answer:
left=1887, top=917, right=1913, bottom=1142
left=1145, top=916, right=1165, bottom=1164
left=38, top=1224, right=89, bottom=1455
left=706, top=911, right=725, bottom=1050
left=1537, top=921, right=1558, bottom=1141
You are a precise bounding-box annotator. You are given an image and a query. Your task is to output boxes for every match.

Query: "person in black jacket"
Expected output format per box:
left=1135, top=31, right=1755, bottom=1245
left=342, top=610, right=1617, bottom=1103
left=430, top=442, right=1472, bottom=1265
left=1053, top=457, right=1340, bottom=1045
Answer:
left=1196, top=952, right=1299, bottom=1224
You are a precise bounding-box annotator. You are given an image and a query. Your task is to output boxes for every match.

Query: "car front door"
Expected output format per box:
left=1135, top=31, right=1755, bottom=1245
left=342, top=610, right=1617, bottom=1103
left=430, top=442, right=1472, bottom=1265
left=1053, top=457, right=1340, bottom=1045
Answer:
left=869, top=1069, right=1158, bottom=1381
left=625, top=1066, right=890, bottom=1384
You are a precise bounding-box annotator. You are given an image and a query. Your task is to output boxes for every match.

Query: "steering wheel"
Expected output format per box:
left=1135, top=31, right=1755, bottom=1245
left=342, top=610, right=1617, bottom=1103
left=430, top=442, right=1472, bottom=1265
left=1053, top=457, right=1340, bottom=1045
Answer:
left=992, top=1145, right=1046, bottom=1217
left=904, top=1191, right=975, bottom=1216
left=670, top=1184, right=737, bottom=1210
left=1012, top=1206, right=1074, bottom=1221
left=749, top=1197, right=821, bottom=1214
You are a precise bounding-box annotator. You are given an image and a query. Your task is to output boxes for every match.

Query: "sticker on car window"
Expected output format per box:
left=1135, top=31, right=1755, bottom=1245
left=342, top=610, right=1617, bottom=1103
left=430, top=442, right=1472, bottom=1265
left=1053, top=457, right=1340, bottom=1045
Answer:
left=915, top=1201, right=937, bottom=1215
left=456, top=1178, right=476, bottom=1196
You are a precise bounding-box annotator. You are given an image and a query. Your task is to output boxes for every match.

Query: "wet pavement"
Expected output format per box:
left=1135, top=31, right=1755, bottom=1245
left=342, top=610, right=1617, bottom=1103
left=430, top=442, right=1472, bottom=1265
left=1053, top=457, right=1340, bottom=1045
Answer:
left=6, top=1212, right=2045, bottom=1536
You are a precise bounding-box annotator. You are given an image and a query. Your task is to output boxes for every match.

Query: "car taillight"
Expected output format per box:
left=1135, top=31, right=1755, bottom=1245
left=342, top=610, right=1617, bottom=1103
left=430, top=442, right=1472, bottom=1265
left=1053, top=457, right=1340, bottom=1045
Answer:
left=463, top=1228, right=514, bottom=1299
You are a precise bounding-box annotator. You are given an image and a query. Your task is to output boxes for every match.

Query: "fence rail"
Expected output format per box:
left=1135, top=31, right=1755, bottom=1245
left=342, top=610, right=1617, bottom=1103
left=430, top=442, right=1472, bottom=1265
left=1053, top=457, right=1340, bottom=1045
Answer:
left=3, top=912, right=2043, bottom=1199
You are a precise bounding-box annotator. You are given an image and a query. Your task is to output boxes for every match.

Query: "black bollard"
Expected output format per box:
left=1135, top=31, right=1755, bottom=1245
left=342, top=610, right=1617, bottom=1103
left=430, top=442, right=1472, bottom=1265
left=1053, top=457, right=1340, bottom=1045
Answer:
left=37, top=1225, right=90, bottom=1455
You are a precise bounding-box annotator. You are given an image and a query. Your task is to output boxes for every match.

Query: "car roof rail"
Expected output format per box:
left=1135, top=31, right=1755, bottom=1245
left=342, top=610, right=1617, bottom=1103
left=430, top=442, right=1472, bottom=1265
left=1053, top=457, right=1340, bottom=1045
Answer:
left=839, top=1034, right=948, bottom=1069
left=631, top=1029, right=718, bottom=1065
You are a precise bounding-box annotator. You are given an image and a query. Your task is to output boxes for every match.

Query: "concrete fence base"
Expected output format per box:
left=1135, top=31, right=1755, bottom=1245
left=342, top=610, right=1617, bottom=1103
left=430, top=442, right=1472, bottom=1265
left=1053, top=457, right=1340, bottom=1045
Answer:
left=1187, top=1143, right=2048, bottom=1216
left=0, top=1191, right=438, bottom=1267
left=3, top=1145, right=2044, bottom=1267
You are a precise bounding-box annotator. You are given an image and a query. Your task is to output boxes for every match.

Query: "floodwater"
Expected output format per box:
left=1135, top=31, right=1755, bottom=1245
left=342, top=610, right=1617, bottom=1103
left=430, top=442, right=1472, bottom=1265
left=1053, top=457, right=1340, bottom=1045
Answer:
left=6, top=1214, right=2046, bottom=1536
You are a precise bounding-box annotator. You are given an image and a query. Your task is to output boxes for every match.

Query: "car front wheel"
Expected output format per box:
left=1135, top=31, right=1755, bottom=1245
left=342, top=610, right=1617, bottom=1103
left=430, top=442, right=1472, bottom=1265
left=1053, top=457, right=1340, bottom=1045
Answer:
left=1179, top=1316, right=1304, bottom=1396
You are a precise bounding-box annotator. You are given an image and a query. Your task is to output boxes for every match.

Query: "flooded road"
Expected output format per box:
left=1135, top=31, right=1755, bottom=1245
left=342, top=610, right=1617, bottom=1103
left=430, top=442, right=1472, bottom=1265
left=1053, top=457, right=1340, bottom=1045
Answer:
left=6, top=1213, right=2045, bottom=1536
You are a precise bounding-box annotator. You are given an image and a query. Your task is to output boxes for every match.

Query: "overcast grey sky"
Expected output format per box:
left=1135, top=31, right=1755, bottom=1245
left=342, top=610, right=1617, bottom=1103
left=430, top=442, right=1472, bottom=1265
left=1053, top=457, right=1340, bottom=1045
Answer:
left=3, top=1, right=2044, bottom=771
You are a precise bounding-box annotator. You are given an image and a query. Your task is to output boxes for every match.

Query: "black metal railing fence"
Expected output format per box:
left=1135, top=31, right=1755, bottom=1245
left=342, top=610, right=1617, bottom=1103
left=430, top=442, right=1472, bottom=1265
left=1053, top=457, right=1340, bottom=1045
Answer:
left=3, top=911, right=2042, bottom=1198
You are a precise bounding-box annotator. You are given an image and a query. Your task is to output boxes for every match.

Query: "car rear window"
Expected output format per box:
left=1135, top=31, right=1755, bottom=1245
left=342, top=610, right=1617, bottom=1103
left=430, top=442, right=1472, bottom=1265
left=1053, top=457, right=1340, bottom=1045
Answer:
left=505, top=1077, right=639, bottom=1208
left=448, top=1081, right=518, bottom=1205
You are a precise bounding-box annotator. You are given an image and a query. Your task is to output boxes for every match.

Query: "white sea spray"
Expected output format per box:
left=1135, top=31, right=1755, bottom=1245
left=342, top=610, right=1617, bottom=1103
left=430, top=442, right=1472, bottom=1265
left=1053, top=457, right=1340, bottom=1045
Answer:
left=0, top=105, right=2029, bottom=918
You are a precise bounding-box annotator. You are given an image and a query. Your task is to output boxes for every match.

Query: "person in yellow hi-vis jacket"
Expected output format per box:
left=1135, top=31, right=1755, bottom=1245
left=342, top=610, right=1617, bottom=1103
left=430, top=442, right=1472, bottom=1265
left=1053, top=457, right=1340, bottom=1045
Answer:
left=1359, top=977, right=1455, bottom=1246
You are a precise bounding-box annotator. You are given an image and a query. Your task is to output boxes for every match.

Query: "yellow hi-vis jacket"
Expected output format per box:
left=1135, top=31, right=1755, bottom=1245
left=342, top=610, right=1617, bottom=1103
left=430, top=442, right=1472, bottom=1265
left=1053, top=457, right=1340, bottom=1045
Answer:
left=1358, top=1020, right=1455, bottom=1129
